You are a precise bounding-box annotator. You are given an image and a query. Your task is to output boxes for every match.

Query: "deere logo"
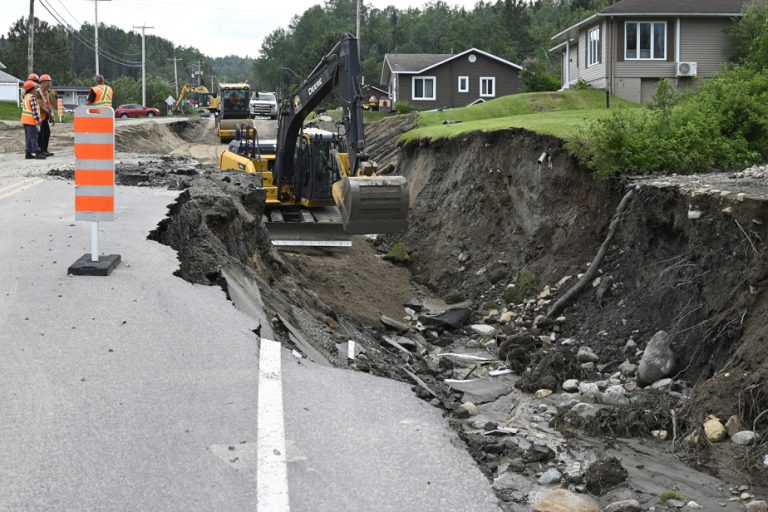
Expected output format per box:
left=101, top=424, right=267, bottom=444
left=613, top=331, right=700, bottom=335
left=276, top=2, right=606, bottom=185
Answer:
left=308, top=78, right=323, bottom=95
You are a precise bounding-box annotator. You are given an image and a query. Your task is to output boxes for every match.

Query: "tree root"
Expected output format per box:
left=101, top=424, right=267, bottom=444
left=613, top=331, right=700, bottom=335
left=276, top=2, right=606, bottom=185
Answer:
left=546, top=187, right=635, bottom=319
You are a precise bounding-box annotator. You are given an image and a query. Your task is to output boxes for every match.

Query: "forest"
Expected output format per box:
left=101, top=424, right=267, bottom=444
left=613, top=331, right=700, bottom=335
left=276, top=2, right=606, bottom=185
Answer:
left=0, top=0, right=610, bottom=109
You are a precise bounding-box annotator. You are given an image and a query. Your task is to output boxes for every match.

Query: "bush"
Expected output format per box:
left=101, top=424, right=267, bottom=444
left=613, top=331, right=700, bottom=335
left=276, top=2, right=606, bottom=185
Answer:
left=394, top=101, right=414, bottom=114
left=520, top=57, right=561, bottom=92
left=505, top=271, right=538, bottom=304
left=567, top=66, right=768, bottom=178
left=572, top=79, right=592, bottom=90
left=384, top=241, right=410, bottom=264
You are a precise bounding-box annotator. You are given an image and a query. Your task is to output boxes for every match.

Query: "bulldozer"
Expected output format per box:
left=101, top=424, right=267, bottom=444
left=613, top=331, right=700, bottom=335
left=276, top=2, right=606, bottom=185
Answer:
left=216, top=82, right=253, bottom=143
left=218, top=33, right=408, bottom=246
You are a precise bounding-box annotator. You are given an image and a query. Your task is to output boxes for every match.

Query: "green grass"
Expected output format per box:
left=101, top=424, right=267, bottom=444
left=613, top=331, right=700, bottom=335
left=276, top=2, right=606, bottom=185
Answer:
left=401, top=90, right=639, bottom=143
left=0, top=101, right=75, bottom=123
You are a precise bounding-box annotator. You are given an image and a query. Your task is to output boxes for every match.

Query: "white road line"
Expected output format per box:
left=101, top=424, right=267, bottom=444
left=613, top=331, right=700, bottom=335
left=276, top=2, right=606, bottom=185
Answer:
left=257, top=339, right=291, bottom=511
left=0, top=178, right=45, bottom=201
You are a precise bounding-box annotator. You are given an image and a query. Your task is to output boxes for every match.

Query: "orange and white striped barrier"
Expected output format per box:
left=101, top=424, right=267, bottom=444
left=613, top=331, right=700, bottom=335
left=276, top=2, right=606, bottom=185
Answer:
left=57, top=97, right=64, bottom=122
left=68, top=105, right=121, bottom=276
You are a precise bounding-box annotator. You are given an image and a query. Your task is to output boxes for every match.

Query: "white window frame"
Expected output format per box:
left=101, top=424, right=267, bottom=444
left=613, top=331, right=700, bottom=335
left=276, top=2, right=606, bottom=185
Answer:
left=587, top=26, right=600, bottom=67
left=458, top=75, right=469, bottom=93
left=479, top=76, right=495, bottom=98
left=624, top=21, right=667, bottom=60
left=412, top=76, right=436, bottom=101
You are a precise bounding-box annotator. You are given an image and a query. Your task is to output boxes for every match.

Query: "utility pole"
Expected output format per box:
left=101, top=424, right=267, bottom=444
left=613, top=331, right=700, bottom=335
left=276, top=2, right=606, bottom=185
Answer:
left=27, top=0, right=34, bottom=74
left=92, top=0, right=111, bottom=75
left=133, top=24, right=153, bottom=106
left=168, top=54, right=182, bottom=97
left=192, top=61, right=203, bottom=87
left=355, top=0, right=361, bottom=59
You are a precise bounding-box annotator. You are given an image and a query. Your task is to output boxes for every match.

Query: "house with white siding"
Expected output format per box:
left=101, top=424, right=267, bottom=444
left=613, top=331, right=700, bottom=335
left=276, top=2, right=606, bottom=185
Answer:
left=0, top=67, right=22, bottom=106
left=549, top=0, right=748, bottom=103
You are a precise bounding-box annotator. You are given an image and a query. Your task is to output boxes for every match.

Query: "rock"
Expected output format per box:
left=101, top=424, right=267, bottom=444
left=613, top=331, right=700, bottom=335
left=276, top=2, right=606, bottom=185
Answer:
left=471, top=324, right=497, bottom=336
left=562, top=379, right=580, bottom=392
left=652, top=430, right=668, bottom=441
left=599, top=385, right=630, bottom=406
left=538, top=286, right=552, bottom=300
left=457, top=251, right=470, bottom=263
left=532, top=488, right=599, bottom=512
left=579, top=382, right=600, bottom=395
left=666, top=498, right=685, bottom=508
left=404, top=297, right=424, bottom=311
left=537, top=467, right=562, bottom=484
left=459, top=402, right=478, bottom=416
left=581, top=362, right=595, bottom=371
left=498, top=311, right=514, bottom=324
left=577, top=346, right=599, bottom=363
left=585, top=457, right=628, bottom=495
left=572, top=402, right=597, bottom=417
left=618, top=360, right=637, bottom=377
left=604, top=499, right=641, bottom=512
left=704, top=415, right=727, bottom=443
left=746, top=501, right=768, bottom=512
left=623, top=338, right=637, bottom=352
left=487, top=262, right=508, bottom=284
left=725, top=415, right=741, bottom=437
left=535, top=389, right=553, bottom=399
left=418, top=307, right=471, bottom=330
left=731, top=430, right=757, bottom=446
left=623, top=382, right=637, bottom=392
left=637, top=331, right=676, bottom=386
left=650, top=378, right=673, bottom=390
left=686, top=501, right=702, bottom=509
left=379, top=315, right=410, bottom=333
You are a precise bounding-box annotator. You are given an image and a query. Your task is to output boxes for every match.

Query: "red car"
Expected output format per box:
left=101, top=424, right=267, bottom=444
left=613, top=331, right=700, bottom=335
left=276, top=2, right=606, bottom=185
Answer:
left=115, top=104, right=160, bottom=118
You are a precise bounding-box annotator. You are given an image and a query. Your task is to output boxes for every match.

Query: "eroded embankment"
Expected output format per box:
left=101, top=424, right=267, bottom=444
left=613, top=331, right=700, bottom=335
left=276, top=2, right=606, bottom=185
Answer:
left=393, top=130, right=768, bottom=486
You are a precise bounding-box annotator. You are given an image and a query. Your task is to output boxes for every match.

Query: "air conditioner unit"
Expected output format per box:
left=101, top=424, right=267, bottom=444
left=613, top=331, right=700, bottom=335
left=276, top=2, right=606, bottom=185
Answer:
left=676, top=62, right=698, bottom=77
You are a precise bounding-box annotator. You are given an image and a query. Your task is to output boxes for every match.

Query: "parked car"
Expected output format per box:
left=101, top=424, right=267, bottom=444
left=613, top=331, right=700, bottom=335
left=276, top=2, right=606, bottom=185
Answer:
left=115, top=104, right=161, bottom=118
left=249, top=92, right=278, bottom=119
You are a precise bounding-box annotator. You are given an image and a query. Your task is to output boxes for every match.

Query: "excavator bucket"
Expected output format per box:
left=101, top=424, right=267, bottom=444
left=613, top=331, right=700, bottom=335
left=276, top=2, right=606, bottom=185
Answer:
left=333, top=176, right=409, bottom=235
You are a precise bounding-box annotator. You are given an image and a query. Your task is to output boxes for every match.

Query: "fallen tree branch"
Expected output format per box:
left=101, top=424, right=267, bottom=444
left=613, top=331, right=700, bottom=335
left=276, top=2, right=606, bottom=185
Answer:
left=546, top=188, right=635, bottom=319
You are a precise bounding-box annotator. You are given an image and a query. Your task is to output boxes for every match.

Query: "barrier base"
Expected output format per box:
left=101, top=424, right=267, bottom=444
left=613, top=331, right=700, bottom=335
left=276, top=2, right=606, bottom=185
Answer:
left=68, top=254, right=121, bottom=276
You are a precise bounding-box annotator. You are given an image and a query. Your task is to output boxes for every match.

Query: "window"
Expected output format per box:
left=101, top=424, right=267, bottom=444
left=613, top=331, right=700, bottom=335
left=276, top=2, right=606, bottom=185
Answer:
left=625, top=21, right=666, bottom=60
left=412, top=76, right=436, bottom=101
left=587, top=26, right=601, bottom=66
left=480, top=77, right=495, bottom=97
left=458, top=76, right=469, bottom=93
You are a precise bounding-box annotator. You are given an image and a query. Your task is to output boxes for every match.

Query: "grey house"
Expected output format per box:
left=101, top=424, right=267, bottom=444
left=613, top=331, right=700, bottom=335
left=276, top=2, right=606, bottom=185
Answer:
left=0, top=68, right=22, bottom=106
left=549, top=0, right=748, bottom=103
left=380, top=49, right=523, bottom=109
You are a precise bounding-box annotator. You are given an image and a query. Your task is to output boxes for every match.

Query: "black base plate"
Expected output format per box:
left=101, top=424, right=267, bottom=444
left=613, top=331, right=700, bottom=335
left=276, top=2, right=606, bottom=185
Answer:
left=68, top=254, right=121, bottom=276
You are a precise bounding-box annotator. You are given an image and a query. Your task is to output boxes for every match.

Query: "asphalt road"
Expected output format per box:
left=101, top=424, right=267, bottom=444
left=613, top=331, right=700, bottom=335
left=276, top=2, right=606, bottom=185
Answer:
left=0, top=151, right=500, bottom=510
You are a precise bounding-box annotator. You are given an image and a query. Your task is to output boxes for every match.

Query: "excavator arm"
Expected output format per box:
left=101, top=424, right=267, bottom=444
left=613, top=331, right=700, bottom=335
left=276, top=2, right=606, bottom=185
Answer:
left=274, top=33, right=408, bottom=235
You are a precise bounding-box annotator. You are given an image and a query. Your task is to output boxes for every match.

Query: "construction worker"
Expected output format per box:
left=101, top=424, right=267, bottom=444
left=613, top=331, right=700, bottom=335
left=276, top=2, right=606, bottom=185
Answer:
left=27, top=73, right=39, bottom=84
left=37, top=74, right=55, bottom=157
left=85, top=74, right=113, bottom=107
left=20, top=80, right=46, bottom=159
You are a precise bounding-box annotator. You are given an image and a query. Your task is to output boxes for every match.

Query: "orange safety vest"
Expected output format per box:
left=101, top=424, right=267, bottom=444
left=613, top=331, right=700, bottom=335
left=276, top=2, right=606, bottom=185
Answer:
left=37, top=90, right=50, bottom=121
left=20, top=93, right=38, bottom=126
left=91, top=84, right=113, bottom=106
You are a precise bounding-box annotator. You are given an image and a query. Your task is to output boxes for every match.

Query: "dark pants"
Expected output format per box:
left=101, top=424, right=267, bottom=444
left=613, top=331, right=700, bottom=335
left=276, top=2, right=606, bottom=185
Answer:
left=24, top=124, right=41, bottom=154
left=38, top=119, right=51, bottom=152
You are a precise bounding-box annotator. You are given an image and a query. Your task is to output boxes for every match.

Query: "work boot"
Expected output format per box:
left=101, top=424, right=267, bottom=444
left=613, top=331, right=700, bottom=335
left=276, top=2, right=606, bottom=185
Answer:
left=33, top=152, right=47, bottom=159
left=43, top=151, right=54, bottom=157
left=25, top=152, right=33, bottom=159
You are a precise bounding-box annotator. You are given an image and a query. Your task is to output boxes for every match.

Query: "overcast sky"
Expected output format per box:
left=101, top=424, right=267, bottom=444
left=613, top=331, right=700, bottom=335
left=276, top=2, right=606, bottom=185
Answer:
left=0, top=0, right=480, bottom=58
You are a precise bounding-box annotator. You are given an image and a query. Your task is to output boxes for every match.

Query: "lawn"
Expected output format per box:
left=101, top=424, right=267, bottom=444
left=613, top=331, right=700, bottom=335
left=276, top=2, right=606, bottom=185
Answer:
left=401, top=90, right=639, bottom=143
left=0, top=100, right=75, bottom=123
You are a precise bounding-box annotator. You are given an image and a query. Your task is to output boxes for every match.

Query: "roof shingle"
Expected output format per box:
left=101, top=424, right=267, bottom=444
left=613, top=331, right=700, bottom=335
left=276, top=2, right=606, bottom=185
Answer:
left=384, top=53, right=452, bottom=73
left=601, top=0, right=748, bottom=15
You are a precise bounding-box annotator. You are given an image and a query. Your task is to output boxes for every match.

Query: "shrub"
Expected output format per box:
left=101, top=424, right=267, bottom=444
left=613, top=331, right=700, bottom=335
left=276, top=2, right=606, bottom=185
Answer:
left=505, top=271, right=538, bottom=304
left=572, top=79, right=591, bottom=90
left=384, top=241, right=410, bottom=264
left=394, top=101, right=414, bottom=114
left=520, top=57, right=561, bottom=92
left=659, top=490, right=685, bottom=504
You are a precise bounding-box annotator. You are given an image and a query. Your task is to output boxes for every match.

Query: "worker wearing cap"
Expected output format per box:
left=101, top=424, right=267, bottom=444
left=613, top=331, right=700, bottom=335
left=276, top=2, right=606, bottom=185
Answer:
left=37, top=74, right=55, bottom=157
left=85, top=74, right=113, bottom=107
left=20, top=80, right=46, bottom=159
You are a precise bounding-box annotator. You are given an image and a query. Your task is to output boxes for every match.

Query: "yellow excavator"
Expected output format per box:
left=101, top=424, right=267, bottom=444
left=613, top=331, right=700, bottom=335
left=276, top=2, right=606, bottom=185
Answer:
left=172, top=84, right=219, bottom=115
left=218, top=33, right=408, bottom=246
left=216, top=82, right=253, bottom=142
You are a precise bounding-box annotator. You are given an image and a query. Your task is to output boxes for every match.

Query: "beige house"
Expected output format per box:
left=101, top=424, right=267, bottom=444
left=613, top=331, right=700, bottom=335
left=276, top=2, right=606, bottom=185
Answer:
left=549, top=0, right=749, bottom=103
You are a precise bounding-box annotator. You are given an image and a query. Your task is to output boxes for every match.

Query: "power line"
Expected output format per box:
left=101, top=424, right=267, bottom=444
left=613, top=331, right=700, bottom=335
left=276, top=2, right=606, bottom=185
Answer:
left=37, top=0, right=142, bottom=67
left=54, top=0, right=143, bottom=57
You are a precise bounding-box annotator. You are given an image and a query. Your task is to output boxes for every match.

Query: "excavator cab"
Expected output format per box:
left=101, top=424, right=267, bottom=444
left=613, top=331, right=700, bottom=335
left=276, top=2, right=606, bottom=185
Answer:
left=291, top=130, right=341, bottom=206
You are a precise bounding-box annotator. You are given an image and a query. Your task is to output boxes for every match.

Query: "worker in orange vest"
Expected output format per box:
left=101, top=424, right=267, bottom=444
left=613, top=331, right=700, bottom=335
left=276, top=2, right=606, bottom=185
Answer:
left=20, top=80, right=46, bottom=159
left=85, top=74, right=113, bottom=107
left=37, top=74, right=56, bottom=157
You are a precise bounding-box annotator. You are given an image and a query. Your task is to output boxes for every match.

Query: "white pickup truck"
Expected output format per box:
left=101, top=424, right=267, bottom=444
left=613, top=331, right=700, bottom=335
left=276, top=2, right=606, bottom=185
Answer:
left=249, top=91, right=278, bottom=119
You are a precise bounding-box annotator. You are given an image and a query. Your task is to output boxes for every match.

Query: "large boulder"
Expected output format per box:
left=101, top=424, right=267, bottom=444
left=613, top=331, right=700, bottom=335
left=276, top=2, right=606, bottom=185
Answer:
left=636, top=331, right=676, bottom=386
left=532, top=489, right=599, bottom=512
left=585, top=457, right=628, bottom=495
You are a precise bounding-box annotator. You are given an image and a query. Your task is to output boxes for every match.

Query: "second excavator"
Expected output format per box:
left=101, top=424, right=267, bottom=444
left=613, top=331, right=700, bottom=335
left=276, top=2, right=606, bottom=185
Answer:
left=219, top=33, right=408, bottom=246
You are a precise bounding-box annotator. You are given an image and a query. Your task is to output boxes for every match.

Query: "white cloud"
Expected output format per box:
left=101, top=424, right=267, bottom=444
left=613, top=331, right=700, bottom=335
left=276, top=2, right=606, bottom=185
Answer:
left=0, top=0, right=480, bottom=58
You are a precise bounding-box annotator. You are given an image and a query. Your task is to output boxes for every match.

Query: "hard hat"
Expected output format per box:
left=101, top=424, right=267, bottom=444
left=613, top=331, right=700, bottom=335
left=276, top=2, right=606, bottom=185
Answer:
left=39, top=74, right=52, bottom=82
left=27, top=73, right=39, bottom=82
left=23, top=80, right=37, bottom=92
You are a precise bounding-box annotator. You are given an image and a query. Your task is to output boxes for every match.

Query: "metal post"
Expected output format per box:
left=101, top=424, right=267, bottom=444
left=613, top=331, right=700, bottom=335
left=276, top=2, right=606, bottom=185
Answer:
left=356, top=0, right=361, bottom=59
left=27, top=0, right=34, bottom=74
left=94, top=0, right=98, bottom=74
left=91, top=221, right=99, bottom=262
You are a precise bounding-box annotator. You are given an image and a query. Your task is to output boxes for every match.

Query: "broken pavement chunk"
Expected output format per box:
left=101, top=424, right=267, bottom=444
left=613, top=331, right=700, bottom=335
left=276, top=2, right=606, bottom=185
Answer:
left=444, top=378, right=509, bottom=403
left=418, top=307, right=471, bottom=330
left=379, top=314, right=411, bottom=333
